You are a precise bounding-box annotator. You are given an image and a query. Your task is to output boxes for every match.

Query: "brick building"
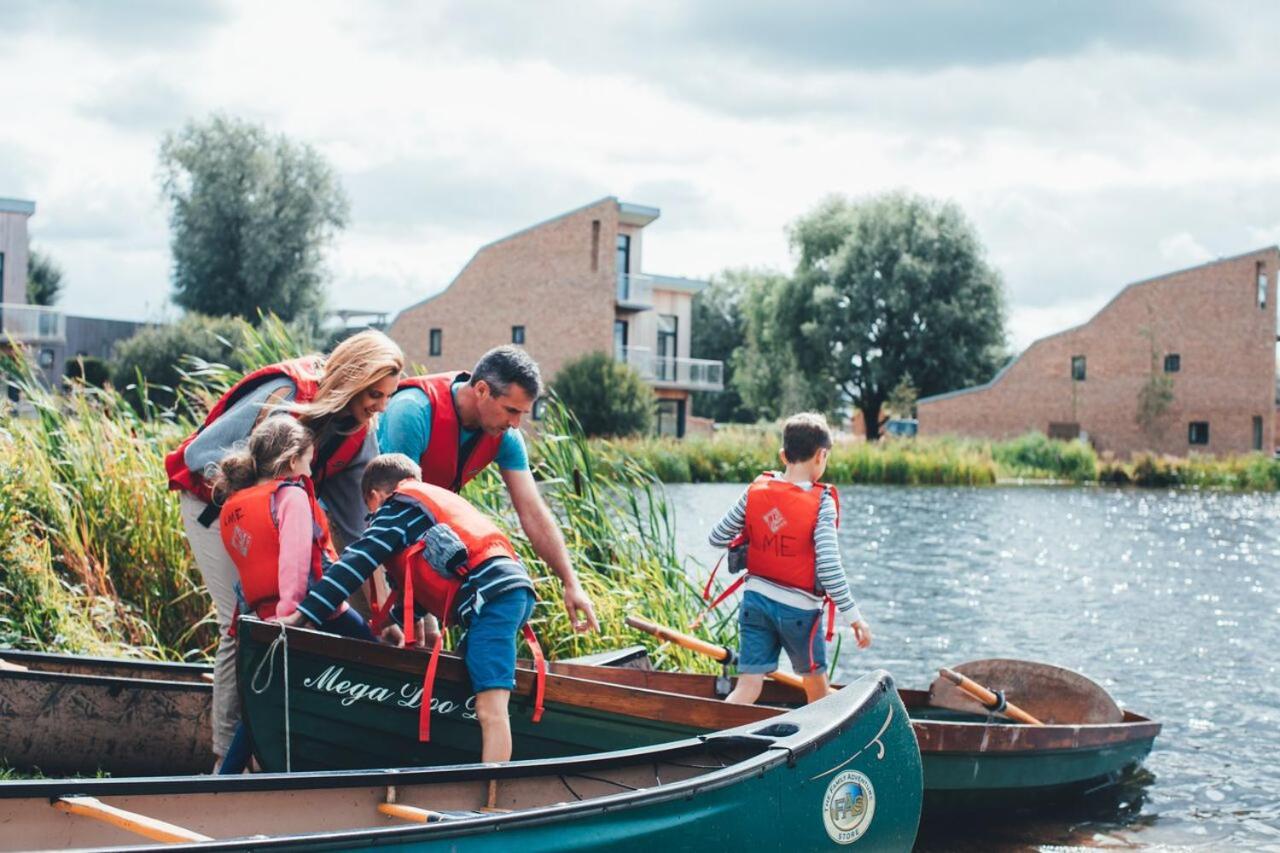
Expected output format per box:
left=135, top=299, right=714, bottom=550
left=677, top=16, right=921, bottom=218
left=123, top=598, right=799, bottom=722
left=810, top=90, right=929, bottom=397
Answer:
left=389, top=197, right=723, bottom=437
left=918, top=247, right=1280, bottom=456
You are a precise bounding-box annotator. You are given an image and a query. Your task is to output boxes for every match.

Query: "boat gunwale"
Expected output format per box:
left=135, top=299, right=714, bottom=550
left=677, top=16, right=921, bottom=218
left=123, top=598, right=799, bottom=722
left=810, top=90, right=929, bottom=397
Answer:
left=0, top=649, right=211, bottom=682
left=0, top=667, right=211, bottom=693
left=0, top=671, right=902, bottom=851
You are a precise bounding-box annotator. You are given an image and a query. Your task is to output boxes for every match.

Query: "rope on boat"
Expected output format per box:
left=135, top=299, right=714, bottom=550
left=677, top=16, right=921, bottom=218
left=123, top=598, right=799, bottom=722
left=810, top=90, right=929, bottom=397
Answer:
left=248, top=623, right=293, bottom=773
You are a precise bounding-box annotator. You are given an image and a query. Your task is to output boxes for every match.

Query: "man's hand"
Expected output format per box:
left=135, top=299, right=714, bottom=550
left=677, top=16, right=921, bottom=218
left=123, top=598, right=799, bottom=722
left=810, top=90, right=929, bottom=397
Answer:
left=851, top=620, right=872, bottom=650
left=418, top=616, right=439, bottom=649
left=563, top=582, right=599, bottom=633
left=275, top=611, right=313, bottom=629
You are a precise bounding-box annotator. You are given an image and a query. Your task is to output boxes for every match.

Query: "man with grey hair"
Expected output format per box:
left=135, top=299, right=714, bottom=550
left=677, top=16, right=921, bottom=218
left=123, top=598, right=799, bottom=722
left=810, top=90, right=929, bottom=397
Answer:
left=377, top=346, right=598, bottom=633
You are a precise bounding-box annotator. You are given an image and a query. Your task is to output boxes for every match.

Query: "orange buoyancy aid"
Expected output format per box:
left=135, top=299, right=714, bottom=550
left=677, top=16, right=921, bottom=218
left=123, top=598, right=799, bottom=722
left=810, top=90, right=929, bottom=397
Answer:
left=219, top=477, right=339, bottom=620
left=396, top=373, right=503, bottom=492
left=165, top=357, right=368, bottom=504
left=742, top=473, right=841, bottom=594
left=372, top=479, right=542, bottom=741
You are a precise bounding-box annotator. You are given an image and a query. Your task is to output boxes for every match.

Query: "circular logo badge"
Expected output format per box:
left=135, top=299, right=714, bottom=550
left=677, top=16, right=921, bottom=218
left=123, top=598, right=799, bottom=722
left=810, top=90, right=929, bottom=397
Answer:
left=822, top=770, right=876, bottom=845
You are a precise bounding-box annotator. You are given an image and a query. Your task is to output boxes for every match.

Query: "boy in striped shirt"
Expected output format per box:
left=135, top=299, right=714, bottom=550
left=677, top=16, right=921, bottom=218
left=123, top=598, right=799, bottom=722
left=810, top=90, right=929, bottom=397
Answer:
left=708, top=413, right=872, bottom=704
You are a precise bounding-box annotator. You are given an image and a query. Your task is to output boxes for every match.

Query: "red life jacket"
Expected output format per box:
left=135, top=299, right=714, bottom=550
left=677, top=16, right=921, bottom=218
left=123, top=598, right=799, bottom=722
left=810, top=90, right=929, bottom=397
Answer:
left=396, top=373, right=503, bottom=492
left=219, top=477, right=338, bottom=620
left=742, top=473, right=840, bottom=594
left=697, top=473, right=842, bottom=673
left=371, top=480, right=543, bottom=741
left=165, top=357, right=368, bottom=504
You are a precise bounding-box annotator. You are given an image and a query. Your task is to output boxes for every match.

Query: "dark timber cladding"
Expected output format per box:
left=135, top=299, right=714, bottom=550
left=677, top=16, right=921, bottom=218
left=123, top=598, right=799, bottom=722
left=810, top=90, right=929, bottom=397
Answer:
left=917, top=247, right=1280, bottom=456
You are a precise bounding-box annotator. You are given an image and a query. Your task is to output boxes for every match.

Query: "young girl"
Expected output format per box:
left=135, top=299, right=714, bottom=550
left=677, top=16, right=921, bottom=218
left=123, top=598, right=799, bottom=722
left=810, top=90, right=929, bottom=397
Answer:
left=212, top=417, right=375, bottom=774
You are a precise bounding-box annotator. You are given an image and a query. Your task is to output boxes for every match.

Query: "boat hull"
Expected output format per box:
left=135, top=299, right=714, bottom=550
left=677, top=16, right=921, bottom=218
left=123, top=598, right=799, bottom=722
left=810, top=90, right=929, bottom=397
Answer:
left=0, top=650, right=211, bottom=776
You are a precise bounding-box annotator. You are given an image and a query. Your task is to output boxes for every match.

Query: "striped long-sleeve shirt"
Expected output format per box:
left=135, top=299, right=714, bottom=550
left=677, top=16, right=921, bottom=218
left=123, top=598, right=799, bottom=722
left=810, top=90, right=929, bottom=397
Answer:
left=708, top=482, right=862, bottom=621
left=296, top=496, right=532, bottom=630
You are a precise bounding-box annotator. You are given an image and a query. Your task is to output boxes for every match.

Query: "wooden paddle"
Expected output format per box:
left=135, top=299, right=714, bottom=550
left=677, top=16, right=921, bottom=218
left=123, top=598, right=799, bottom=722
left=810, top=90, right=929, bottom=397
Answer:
left=625, top=615, right=805, bottom=690
left=938, top=667, right=1044, bottom=726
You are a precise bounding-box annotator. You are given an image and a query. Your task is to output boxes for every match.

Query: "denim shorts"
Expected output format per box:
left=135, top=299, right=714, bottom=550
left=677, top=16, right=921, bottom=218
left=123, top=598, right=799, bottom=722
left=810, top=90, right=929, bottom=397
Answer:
left=738, top=589, right=826, bottom=675
left=461, top=587, right=536, bottom=693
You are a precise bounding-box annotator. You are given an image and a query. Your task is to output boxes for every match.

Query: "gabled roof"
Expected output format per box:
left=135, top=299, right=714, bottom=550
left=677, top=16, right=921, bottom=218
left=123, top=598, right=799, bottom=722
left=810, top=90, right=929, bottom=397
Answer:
left=919, top=245, right=1280, bottom=405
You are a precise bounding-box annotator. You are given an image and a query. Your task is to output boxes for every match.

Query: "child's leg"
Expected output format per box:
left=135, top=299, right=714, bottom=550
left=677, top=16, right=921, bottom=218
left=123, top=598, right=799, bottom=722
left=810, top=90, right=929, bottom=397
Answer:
left=731, top=591, right=784, bottom=704
left=461, top=587, right=536, bottom=764
left=726, top=673, right=765, bottom=705
left=801, top=672, right=832, bottom=704
left=218, top=723, right=251, bottom=775
left=322, top=607, right=376, bottom=642
left=474, top=689, right=513, bottom=763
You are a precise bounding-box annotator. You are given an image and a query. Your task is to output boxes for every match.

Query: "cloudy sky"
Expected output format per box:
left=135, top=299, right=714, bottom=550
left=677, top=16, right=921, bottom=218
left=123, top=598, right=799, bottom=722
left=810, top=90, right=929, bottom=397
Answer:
left=3, top=0, right=1278, bottom=348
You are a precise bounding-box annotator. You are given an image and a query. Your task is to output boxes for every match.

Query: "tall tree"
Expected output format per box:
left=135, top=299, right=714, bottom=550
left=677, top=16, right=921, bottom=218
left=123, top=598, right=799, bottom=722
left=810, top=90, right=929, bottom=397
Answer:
left=26, top=248, right=63, bottom=306
left=691, top=269, right=763, bottom=423
left=732, top=269, right=840, bottom=421
left=158, top=114, right=349, bottom=322
left=780, top=192, right=1007, bottom=439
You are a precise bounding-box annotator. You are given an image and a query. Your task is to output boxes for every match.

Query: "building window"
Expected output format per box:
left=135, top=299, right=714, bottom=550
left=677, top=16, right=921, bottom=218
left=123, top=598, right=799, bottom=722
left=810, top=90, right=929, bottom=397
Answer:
left=532, top=397, right=548, bottom=421
left=1253, top=416, right=1264, bottom=451
left=0, top=252, right=5, bottom=287
left=656, top=398, right=686, bottom=438
left=38, top=348, right=55, bottom=369
left=591, top=220, right=600, bottom=272
left=1070, top=355, right=1086, bottom=381
left=657, top=314, right=678, bottom=382
left=1258, top=262, right=1268, bottom=309
left=614, top=319, right=628, bottom=359
left=511, top=325, right=525, bottom=345
left=1188, top=421, right=1209, bottom=446
left=429, top=328, right=442, bottom=357
left=616, top=233, right=631, bottom=275
left=1164, top=354, right=1180, bottom=373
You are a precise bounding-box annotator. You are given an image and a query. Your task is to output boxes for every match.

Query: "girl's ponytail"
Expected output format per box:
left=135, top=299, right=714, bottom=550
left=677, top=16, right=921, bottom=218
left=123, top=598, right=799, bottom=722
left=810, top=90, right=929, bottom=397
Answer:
left=210, top=417, right=313, bottom=504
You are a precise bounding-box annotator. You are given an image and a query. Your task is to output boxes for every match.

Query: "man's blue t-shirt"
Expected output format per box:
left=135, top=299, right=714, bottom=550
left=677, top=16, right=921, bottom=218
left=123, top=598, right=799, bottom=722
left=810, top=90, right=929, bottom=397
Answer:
left=376, top=383, right=529, bottom=473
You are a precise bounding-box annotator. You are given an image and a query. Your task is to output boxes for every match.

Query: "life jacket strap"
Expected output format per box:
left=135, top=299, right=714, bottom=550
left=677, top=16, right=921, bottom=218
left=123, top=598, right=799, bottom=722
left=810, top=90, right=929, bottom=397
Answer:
left=418, top=631, right=443, bottom=742
left=522, top=623, right=546, bottom=724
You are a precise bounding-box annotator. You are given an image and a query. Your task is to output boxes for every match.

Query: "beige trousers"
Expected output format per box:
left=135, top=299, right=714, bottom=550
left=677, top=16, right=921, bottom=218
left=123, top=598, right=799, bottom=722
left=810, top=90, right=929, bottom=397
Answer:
left=180, top=492, right=241, bottom=757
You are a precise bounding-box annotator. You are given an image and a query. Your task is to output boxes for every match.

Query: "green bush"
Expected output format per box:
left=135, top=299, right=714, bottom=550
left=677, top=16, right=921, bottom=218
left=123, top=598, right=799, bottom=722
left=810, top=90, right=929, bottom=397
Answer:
left=990, top=432, right=1098, bottom=482
left=64, top=356, right=112, bottom=388
left=112, top=314, right=251, bottom=416
left=551, top=352, right=654, bottom=438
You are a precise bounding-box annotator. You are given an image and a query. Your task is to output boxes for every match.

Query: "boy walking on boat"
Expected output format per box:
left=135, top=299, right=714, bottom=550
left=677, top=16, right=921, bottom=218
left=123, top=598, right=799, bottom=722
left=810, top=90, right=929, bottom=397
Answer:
left=708, top=413, right=871, bottom=705
left=282, top=453, right=573, bottom=767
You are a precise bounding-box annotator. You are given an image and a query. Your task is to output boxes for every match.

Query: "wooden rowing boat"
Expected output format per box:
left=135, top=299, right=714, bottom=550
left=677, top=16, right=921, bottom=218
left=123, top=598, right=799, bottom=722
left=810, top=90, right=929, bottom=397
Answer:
left=0, top=668, right=924, bottom=852
left=237, top=622, right=1158, bottom=812
left=0, top=649, right=212, bottom=776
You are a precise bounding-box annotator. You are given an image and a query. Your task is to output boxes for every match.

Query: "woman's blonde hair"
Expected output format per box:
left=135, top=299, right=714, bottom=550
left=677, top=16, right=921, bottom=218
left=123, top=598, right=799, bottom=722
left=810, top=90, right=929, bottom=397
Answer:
left=210, top=417, right=313, bottom=505
left=293, top=330, right=404, bottom=427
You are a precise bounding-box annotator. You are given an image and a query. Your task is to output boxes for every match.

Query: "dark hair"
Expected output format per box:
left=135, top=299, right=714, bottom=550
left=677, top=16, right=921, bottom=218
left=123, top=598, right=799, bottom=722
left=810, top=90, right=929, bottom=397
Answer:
left=361, top=453, right=422, bottom=498
left=471, top=345, right=541, bottom=399
left=210, top=417, right=312, bottom=505
left=782, top=412, right=833, bottom=464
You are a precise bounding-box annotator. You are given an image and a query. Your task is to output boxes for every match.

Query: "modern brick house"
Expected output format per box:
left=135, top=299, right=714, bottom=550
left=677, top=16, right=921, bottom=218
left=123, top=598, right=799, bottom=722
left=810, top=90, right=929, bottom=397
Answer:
left=389, top=197, right=723, bottom=437
left=918, top=247, right=1280, bottom=456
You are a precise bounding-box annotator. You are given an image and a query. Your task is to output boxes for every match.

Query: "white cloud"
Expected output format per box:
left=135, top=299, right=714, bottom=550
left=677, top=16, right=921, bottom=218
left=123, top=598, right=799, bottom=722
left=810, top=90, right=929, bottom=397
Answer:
left=0, top=0, right=1277, bottom=343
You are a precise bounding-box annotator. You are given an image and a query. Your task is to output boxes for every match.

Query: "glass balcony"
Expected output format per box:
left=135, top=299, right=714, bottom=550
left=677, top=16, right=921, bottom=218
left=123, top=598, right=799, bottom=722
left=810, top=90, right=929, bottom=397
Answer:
left=0, top=303, right=65, bottom=344
left=616, top=274, right=654, bottom=310
left=617, top=346, right=724, bottom=391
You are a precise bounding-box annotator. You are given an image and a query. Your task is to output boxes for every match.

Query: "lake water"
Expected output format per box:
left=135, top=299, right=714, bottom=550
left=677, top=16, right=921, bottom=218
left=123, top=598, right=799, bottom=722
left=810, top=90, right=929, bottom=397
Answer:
left=664, top=483, right=1280, bottom=852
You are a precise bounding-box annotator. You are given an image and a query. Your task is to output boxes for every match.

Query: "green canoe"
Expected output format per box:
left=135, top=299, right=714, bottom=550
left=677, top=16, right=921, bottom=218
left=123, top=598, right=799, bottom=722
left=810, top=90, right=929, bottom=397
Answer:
left=0, top=667, right=924, bottom=852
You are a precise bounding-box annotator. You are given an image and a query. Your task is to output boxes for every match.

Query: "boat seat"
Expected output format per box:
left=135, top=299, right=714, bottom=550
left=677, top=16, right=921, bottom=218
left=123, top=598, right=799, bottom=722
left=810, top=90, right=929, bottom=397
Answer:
left=53, top=796, right=211, bottom=843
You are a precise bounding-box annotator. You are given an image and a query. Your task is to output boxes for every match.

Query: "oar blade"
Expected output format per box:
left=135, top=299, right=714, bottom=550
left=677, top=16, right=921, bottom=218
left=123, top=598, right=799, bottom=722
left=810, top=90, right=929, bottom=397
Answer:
left=928, top=659, right=1122, bottom=724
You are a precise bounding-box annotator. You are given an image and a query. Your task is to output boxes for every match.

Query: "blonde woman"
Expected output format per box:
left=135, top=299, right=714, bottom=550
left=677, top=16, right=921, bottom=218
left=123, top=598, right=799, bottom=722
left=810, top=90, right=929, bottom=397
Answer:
left=165, top=329, right=403, bottom=769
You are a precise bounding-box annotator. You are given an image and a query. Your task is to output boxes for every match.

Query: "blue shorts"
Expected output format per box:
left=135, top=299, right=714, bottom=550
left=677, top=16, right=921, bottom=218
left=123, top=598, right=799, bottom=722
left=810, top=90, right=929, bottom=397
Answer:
left=737, top=590, right=826, bottom=675
left=461, top=587, right=536, bottom=693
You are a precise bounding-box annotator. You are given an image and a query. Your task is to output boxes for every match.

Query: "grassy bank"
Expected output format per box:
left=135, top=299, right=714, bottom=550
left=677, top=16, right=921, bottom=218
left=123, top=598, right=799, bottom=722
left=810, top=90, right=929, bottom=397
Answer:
left=0, top=329, right=732, bottom=671
left=599, top=428, right=1280, bottom=490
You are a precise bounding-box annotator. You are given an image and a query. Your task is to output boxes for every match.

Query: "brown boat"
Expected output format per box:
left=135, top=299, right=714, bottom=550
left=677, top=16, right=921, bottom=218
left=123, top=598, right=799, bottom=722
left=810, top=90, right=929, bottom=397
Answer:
left=0, top=649, right=213, bottom=776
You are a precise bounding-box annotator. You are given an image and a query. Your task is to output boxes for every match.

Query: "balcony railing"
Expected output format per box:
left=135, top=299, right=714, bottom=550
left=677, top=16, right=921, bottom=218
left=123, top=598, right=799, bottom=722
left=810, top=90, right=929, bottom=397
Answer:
left=0, top=303, right=65, bottom=343
left=617, top=346, right=724, bottom=391
left=616, top=274, right=654, bottom=310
